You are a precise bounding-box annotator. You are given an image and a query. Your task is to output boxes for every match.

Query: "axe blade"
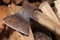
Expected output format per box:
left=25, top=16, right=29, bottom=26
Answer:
left=2, top=9, right=30, bottom=35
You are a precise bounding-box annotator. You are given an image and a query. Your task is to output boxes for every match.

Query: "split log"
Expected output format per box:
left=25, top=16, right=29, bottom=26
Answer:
left=15, top=0, right=23, bottom=4
left=39, top=2, right=60, bottom=24
left=8, top=28, right=34, bottom=40
left=54, top=1, right=60, bottom=20
left=32, top=10, right=60, bottom=35
left=3, top=0, right=10, bottom=4
left=0, top=6, right=7, bottom=33
left=54, top=1, right=60, bottom=40
left=8, top=3, right=22, bottom=15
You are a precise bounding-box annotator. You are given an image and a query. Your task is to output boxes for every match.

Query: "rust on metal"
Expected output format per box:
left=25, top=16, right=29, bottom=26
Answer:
left=2, top=7, right=32, bottom=35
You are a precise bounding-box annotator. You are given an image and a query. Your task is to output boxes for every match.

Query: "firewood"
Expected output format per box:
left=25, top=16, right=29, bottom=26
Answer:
left=15, top=0, right=23, bottom=4
left=39, top=2, right=60, bottom=26
left=8, top=28, right=34, bottom=40
left=8, top=3, right=22, bottom=15
left=0, top=6, right=7, bottom=33
left=32, top=10, right=60, bottom=35
left=54, top=1, right=60, bottom=40
left=54, top=0, right=60, bottom=40
left=8, top=3, right=60, bottom=36
left=54, top=1, right=60, bottom=20
left=33, top=32, right=52, bottom=40
left=3, top=0, right=10, bottom=4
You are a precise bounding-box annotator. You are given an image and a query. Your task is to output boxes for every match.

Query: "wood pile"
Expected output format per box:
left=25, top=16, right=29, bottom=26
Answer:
left=0, top=0, right=60, bottom=40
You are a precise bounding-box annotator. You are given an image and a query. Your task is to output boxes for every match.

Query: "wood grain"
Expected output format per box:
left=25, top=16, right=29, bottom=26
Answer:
left=8, top=28, right=34, bottom=40
left=39, top=2, right=60, bottom=24
left=55, top=1, right=60, bottom=20
left=32, top=10, right=60, bottom=35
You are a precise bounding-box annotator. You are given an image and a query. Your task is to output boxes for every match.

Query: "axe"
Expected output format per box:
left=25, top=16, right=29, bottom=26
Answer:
left=2, top=2, right=36, bottom=35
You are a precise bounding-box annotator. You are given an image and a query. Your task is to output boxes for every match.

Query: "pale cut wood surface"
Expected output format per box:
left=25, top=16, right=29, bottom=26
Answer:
left=54, top=1, right=60, bottom=20
left=7, top=3, right=22, bottom=15
left=32, top=10, right=60, bottom=35
left=54, top=1, right=60, bottom=40
left=39, top=2, right=60, bottom=25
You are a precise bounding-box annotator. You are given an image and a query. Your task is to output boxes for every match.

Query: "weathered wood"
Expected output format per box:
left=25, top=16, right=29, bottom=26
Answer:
left=54, top=1, right=60, bottom=40
left=54, top=1, right=60, bottom=20
left=39, top=2, right=60, bottom=25
left=32, top=10, right=60, bottom=35
left=15, top=0, right=23, bottom=4
left=8, top=3, right=22, bottom=15
left=8, top=28, right=34, bottom=40
left=8, top=3, right=60, bottom=36
left=3, top=0, right=10, bottom=4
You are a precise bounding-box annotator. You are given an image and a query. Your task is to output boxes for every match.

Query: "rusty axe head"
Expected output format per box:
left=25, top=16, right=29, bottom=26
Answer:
left=2, top=2, right=36, bottom=35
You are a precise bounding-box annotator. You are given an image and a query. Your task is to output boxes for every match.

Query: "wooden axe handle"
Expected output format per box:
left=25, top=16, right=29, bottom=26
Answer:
left=32, top=10, right=60, bottom=35
left=39, top=2, right=60, bottom=25
left=54, top=1, right=60, bottom=20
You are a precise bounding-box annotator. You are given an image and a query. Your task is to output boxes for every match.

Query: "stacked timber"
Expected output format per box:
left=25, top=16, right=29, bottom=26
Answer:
left=0, top=0, right=60, bottom=40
